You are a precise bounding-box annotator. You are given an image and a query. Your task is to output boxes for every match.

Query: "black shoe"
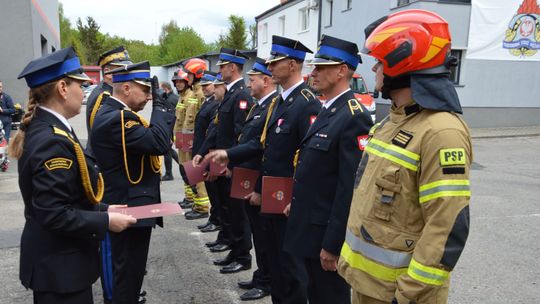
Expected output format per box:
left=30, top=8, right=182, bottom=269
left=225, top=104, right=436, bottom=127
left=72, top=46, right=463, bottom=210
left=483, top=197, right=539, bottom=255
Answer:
left=161, top=174, right=173, bottom=181
left=103, top=298, right=112, bottom=304
left=213, top=255, right=234, bottom=266
left=138, top=295, right=146, bottom=304
left=237, top=280, right=254, bottom=290
left=200, top=223, right=220, bottom=233
left=209, top=243, right=230, bottom=252
left=179, top=199, right=193, bottom=209
left=205, top=239, right=222, bottom=247
left=220, top=261, right=251, bottom=274
left=185, top=210, right=209, bottom=220
left=240, top=288, right=270, bottom=301
left=139, top=290, right=147, bottom=297
left=197, top=221, right=211, bottom=229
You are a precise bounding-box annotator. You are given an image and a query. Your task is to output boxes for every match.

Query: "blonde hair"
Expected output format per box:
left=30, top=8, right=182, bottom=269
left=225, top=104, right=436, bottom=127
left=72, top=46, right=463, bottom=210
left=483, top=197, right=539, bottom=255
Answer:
left=9, top=78, right=73, bottom=159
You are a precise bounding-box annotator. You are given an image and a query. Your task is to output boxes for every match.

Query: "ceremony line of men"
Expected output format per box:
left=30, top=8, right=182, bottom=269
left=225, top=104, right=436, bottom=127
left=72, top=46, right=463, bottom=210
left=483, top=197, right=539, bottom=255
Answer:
left=62, top=9, right=471, bottom=304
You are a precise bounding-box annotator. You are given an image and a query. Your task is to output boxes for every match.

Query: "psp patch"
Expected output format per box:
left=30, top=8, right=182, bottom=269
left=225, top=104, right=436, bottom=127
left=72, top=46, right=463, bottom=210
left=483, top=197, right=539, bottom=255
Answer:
left=44, top=158, right=73, bottom=171
left=239, top=100, right=248, bottom=110
left=440, top=148, right=466, bottom=166
left=124, top=120, right=141, bottom=129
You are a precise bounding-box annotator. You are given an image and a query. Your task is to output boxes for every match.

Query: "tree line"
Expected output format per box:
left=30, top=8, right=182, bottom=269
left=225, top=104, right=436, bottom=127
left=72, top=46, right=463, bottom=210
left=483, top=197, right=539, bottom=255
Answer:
left=59, top=4, right=257, bottom=66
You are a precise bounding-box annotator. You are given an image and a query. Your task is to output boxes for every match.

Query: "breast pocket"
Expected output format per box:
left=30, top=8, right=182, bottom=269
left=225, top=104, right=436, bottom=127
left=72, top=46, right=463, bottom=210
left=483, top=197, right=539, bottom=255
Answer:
left=370, top=164, right=401, bottom=222
left=307, top=137, right=331, bottom=152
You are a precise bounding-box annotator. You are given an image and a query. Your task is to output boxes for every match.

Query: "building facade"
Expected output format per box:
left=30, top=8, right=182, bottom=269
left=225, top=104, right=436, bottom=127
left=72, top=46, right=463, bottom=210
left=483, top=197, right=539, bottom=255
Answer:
left=0, top=0, right=60, bottom=105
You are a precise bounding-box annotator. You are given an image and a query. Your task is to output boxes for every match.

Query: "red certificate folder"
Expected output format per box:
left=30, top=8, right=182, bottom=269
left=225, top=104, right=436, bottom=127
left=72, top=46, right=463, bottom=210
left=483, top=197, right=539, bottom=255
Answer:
left=175, top=132, right=183, bottom=149
left=109, top=203, right=183, bottom=219
left=182, top=159, right=208, bottom=185
left=180, top=133, right=194, bottom=152
left=261, top=176, right=293, bottom=214
left=230, top=167, right=260, bottom=199
left=209, top=160, right=227, bottom=176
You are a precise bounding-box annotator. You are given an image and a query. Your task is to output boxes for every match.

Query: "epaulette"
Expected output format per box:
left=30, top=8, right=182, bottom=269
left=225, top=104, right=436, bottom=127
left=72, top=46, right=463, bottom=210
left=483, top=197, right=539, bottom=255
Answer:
left=52, top=126, right=72, bottom=139
left=348, top=99, right=364, bottom=116
left=301, top=88, right=317, bottom=101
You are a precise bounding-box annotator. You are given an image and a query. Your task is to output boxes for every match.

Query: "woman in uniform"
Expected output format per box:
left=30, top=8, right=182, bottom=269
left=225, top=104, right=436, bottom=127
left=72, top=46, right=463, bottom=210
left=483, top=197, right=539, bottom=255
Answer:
left=9, top=47, right=136, bottom=304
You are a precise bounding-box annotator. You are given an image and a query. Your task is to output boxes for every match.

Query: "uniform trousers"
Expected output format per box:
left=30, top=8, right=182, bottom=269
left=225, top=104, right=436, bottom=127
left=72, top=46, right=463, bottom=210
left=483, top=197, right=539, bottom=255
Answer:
left=304, top=257, right=351, bottom=304
left=245, top=203, right=271, bottom=291
left=33, top=287, right=93, bottom=304
left=264, top=216, right=307, bottom=304
left=216, top=176, right=251, bottom=264
left=110, top=227, right=152, bottom=304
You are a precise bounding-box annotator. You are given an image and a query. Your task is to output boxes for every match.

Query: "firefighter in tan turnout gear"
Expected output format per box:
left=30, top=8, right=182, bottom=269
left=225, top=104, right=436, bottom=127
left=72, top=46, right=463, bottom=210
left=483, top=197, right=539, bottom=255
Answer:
left=338, top=9, right=472, bottom=304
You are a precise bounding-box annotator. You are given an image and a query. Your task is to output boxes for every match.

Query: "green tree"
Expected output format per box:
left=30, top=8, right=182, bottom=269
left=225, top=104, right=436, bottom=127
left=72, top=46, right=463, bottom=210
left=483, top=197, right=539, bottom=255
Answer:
left=217, top=15, right=248, bottom=50
left=248, top=23, right=257, bottom=50
left=157, top=21, right=210, bottom=65
left=59, top=4, right=86, bottom=63
left=77, top=16, right=103, bottom=64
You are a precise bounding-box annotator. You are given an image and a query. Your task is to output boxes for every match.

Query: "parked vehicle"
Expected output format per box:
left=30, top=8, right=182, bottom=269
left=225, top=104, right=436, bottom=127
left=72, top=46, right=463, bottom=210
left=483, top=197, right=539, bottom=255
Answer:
left=82, top=84, right=97, bottom=105
left=304, top=73, right=377, bottom=122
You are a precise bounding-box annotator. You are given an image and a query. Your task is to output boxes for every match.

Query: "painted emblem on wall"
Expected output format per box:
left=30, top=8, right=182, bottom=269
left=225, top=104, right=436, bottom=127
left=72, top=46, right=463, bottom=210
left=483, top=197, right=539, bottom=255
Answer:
left=503, top=0, right=540, bottom=57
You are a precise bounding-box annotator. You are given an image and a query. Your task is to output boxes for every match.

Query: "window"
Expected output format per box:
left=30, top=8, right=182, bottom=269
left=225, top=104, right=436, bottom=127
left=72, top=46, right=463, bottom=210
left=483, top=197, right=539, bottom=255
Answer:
left=449, top=50, right=463, bottom=85
left=299, top=8, right=309, bottom=31
left=262, top=23, right=268, bottom=44
left=346, top=0, right=352, bottom=10
left=326, top=0, right=333, bottom=26
left=51, top=46, right=56, bottom=53
left=397, top=0, right=410, bottom=6
left=278, top=16, right=286, bottom=35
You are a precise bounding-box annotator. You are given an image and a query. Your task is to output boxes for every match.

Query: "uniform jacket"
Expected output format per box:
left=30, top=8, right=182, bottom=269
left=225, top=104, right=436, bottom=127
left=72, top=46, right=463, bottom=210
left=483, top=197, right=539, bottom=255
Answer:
left=90, top=96, right=175, bottom=227
left=338, top=102, right=472, bottom=303
left=0, top=92, right=15, bottom=125
left=18, top=107, right=109, bottom=293
left=174, top=89, right=194, bottom=133
left=163, top=91, right=179, bottom=114
left=198, top=79, right=252, bottom=154
left=182, top=82, right=206, bottom=133
left=85, top=81, right=112, bottom=132
left=193, top=95, right=219, bottom=156
left=228, top=82, right=321, bottom=193
left=284, top=90, right=373, bottom=258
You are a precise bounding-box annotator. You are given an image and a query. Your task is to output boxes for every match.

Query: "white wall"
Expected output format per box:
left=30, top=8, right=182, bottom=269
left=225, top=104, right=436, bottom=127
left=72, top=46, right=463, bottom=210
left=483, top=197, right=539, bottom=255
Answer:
left=257, top=0, right=320, bottom=75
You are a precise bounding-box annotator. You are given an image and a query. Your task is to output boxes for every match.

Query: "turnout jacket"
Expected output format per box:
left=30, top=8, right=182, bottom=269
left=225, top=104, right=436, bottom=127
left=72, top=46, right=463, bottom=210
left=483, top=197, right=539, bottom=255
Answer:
left=90, top=96, right=174, bottom=227
left=284, top=90, right=373, bottom=258
left=198, top=79, right=252, bottom=154
left=19, top=107, right=108, bottom=293
left=338, top=102, right=472, bottom=303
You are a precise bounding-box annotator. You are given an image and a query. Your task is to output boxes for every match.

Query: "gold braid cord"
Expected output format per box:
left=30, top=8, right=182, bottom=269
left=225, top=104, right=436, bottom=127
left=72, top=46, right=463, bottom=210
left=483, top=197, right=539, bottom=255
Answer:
left=52, top=127, right=104, bottom=205
left=260, top=97, right=278, bottom=145
left=120, top=110, right=162, bottom=185
left=88, top=91, right=110, bottom=129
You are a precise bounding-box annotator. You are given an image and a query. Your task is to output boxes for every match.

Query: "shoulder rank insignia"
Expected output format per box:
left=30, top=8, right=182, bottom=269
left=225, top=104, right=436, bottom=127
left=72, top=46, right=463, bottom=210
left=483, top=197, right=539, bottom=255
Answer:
left=125, top=120, right=141, bottom=128
left=348, top=99, right=364, bottom=115
left=44, top=157, right=73, bottom=170
left=392, top=130, right=413, bottom=148
left=301, top=88, right=316, bottom=101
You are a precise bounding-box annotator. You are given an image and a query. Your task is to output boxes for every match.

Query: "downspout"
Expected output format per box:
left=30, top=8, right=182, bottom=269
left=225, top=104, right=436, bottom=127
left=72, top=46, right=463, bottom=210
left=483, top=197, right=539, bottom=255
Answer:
left=317, top=0, right=322, bottom=40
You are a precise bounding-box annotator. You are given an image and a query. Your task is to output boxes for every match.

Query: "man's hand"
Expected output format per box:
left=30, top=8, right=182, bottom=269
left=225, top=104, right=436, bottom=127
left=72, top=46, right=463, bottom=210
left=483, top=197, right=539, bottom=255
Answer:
left=192, top=154, right=203, bottom=167
left=205, top=149, right=229, bottom=165
left=283, top=203, right=291, bottom=217
left=320, top=249, right=338, bottom=272
left=108, top=212, right=137, bottom=233
left=244, top=192, right=262, bottom=206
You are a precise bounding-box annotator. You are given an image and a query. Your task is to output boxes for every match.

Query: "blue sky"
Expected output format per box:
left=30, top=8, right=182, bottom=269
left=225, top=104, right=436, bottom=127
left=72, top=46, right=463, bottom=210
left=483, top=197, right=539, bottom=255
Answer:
left=60, top=0, right=278, bottom=44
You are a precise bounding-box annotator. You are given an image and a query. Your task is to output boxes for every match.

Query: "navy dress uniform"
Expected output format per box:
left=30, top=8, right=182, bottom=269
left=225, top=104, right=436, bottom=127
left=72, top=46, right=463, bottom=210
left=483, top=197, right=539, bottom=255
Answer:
left=85, top=45, right=131, bottom=304
left=198, top=48, right=254, bottom=272
left=90, top=61, right=174, bottom=304
left=227, top=58, right=277, bottom=299
left=283, top=35, right=374, bottom=304
left=227, top=36, right=322, bottom=304
left=16, top=47, right=109, bottom=304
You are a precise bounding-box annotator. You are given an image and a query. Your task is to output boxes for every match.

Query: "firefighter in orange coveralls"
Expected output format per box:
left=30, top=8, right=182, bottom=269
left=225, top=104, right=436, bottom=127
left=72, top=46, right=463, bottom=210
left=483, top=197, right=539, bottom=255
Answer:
left=337, top=9, right=472, bottom=304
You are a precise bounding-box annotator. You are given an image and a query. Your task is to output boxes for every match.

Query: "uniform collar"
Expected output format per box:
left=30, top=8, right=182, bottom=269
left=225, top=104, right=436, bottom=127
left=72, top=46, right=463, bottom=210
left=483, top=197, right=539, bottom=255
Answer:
left=390, top=100, right=421, bottom=123
left=109, top=96, right=129, bottom=109
left=226, top=77, right=243, bottom=91
left=323, top=88, right=350, bottom=109
left=281, top=80, right=304, bottom=101
left=258, top=90, right=277, bottom=106
left=38, top=105, right=72, bottom=131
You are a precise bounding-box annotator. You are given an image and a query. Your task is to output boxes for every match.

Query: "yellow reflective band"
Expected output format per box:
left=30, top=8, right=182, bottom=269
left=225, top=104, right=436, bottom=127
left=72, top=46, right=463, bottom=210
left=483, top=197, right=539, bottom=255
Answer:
left=340, top=242, right=408, bottom=282
left=366, top=138, right=420, bottom=171
left=407, top=258, right=449, bottom=286
left=419, top=179, right=471, bottom=203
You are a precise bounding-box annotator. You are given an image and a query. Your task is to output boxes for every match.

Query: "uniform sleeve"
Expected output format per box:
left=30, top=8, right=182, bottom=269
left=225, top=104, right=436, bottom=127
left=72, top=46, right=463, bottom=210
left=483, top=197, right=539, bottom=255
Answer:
left=322, top=112, right=373, bottom=255
left=233, top=93, right=252, bottom=140
left=395, top=128, right=472, bottom=303
left=122, top=110, right=174, bottom=156
left=3, top=95, right=15, bottom=115
left=297, top=98, right=322, bottom=142
left=197, top=122, right=217, bottom=157
left=31, top=138, right=109, bottom=240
